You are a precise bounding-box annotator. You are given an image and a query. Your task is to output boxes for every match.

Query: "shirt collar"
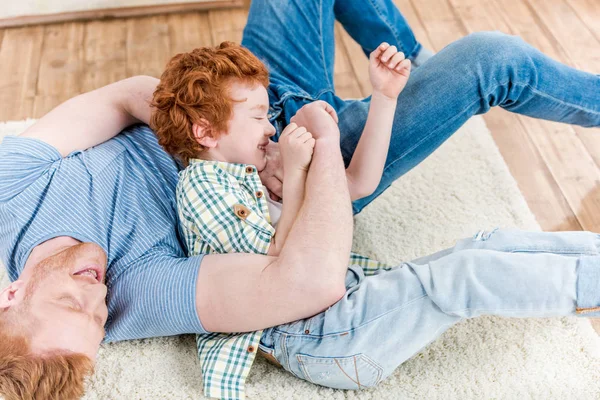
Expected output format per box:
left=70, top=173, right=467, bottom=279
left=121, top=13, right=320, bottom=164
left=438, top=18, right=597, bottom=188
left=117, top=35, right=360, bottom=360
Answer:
left=188, top=159, right=257, bottom=180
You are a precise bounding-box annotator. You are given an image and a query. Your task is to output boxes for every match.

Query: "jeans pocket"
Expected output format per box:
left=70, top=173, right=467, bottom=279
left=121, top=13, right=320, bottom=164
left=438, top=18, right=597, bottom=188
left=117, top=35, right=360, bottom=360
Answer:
left=296, top=353, right=383, bottom=389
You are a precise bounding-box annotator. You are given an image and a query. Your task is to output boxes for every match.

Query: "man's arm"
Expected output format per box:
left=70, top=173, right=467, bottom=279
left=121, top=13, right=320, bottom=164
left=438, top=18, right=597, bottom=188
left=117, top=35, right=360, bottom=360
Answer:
left=197, top=102, right=353, bottom=333
left=20, top=76, right=158, bottom=157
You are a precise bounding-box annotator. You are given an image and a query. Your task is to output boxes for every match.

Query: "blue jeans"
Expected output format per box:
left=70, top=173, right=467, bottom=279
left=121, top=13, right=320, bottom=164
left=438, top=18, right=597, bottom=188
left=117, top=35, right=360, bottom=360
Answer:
left=259, top=229, right=600, bottom=388
left=241, top=0, right=600, bottom=391
left=242, top=0, right=600, bottom=214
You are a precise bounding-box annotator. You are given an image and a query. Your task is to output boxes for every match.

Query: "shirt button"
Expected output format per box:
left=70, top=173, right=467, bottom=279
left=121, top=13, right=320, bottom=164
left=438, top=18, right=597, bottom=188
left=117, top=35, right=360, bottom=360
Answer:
left=247, top=346, right=255, bottom=353
left=256, top=191, right=264, bottom=199
left=245, top=166, right=254, bottom=174
left=233, top=204, right=251, bottom=220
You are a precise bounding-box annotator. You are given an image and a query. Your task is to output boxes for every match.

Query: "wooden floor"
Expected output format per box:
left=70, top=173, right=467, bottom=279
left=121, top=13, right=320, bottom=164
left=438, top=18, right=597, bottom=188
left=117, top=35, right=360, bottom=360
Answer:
left=0, top=0, right=599, bottom=332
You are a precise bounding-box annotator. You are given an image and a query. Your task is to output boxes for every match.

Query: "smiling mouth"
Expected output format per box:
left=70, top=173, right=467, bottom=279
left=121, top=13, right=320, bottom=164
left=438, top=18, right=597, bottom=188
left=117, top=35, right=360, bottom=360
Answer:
left=74, top=266, right=103, bottom=283
left=257, top=141, right=269, bottom=151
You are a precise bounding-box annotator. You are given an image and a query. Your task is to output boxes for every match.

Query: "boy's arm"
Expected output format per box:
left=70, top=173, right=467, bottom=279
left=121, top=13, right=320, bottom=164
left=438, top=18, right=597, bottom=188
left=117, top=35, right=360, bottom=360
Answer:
left=267, top=123, right=315, bottom=256
left=267, top=169, right=307, bottom=256
left=345, top=92, right=397, bottom=201
left=20, top=76, right=158, bottom=157
left=345, top=43, right=412, bottom=201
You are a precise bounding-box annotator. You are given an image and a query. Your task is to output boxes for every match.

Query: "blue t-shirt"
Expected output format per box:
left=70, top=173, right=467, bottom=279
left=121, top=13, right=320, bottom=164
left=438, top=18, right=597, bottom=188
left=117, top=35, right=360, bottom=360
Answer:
left=0, top=125, right=207, bottom=341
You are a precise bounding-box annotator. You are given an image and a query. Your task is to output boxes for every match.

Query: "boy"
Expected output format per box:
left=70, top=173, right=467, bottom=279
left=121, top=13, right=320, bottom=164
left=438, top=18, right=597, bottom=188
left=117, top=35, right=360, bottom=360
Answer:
left=150, top=41, right=410, bottom=399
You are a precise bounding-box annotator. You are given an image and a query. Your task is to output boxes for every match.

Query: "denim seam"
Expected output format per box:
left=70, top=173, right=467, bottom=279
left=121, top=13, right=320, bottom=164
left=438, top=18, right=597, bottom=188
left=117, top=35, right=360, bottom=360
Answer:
left=318, top=0, right=334, bottom=91
left=273, top=294, right=428, bottom=338
left=508, top=249, right=598, bottom=255
left=449, top=306, right=575, bottom=314
left=521, top=83, right=600, bottom=116
left=366, top=0, right=406, bottom=54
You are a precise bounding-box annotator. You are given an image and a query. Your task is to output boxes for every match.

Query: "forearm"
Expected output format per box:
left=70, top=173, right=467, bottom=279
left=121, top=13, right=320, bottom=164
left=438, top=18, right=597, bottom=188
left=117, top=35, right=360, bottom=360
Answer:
left=346, top=91, right=397, bottom=200
left=21, top=75, right=158, bottom=156
left=277, top=137, right=353, bottom=292
left=268, top=169, right=307, bottom=256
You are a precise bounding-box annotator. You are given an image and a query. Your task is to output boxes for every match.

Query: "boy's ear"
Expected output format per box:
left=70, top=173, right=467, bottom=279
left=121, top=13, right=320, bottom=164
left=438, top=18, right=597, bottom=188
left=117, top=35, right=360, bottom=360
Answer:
left=192, top=120, right=218, bottom=148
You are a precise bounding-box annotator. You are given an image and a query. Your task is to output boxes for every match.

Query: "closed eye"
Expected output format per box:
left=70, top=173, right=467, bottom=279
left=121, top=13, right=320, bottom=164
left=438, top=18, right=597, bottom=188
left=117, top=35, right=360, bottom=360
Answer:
left=59, top=295, right=82, bottom=311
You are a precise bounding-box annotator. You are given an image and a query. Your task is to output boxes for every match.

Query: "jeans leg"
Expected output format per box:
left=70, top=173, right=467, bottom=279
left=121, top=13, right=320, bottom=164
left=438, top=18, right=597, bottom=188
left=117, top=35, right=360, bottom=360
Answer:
left=334, top=0, right=421, bottom=59
left=265, top=229, right=600, bottom=389
left=344, top=31, right=600, bottom=213
left=241, top=0, right=336, bottom=97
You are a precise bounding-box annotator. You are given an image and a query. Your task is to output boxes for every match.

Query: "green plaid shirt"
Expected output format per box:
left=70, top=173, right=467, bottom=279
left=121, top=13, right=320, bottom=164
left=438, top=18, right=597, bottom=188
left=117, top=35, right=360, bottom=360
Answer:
left=177, top=159, right=391, bottom=400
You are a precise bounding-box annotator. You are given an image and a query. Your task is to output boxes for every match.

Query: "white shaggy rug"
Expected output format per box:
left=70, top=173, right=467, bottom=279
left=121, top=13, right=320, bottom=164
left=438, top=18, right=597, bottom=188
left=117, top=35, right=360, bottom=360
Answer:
left=1, top=117, right=599, bottom=399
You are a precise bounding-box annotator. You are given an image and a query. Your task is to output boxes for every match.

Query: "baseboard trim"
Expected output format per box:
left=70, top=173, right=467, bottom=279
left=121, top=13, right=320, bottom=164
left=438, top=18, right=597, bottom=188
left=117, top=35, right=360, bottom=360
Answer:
left=0, top=1, right=243, bottom=28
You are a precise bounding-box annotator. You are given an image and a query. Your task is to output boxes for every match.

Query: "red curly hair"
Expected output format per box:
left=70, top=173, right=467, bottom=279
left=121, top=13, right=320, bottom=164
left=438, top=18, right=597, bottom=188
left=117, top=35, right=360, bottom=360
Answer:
left=150, top=41, right=270, bottom=165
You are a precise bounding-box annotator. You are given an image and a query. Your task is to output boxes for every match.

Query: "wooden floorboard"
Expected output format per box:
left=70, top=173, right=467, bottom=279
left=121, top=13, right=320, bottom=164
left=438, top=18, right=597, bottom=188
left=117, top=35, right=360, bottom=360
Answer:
left=333, top=24, right=363, bottom=99
left=126, top=15, right=171, bottom=78
left=33, top=23, right=85, bottom=118
left=409, top=0, right=466, bottom=50
left=566, top=0, right=600, bottom=43
left=82, top=20, right=128, bottom=93
left=0, top=26, right=44, bottom=121
left=167, top=12, right=214, bottom=54
left=207, top=7, right=247, bottom=44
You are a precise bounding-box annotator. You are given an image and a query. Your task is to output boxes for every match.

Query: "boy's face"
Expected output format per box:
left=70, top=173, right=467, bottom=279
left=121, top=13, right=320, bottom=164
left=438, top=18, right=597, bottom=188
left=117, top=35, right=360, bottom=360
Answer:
left=215, top=81, right=276, bottom=171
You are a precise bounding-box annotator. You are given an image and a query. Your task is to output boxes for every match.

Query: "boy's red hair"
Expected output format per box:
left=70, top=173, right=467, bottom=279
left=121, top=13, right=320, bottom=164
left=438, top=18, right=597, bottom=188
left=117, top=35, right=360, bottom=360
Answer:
left=150, top=41, right=270, bottom=165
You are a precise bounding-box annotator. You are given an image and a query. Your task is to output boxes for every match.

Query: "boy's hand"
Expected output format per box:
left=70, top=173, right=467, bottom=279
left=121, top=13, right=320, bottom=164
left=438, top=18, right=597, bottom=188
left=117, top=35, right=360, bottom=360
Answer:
left=279, top=123, right=316, bottom=172
left=369, top=42, right=411, bottom=100
left=259, top=140, right=284, bottom=201
left=290, top=101, right=339, bottom=140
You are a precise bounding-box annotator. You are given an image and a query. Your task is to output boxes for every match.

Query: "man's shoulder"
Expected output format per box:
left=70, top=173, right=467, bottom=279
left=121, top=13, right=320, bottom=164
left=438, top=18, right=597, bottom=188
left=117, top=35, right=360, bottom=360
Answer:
left=0, top=136, right=63, bottom=204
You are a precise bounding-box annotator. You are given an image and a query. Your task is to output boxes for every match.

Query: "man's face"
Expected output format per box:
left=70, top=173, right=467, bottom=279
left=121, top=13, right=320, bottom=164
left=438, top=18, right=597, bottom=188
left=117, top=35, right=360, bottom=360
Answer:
left=216, top=82, right=276, bottom=171
left=14, top=242, right=109, bottom=360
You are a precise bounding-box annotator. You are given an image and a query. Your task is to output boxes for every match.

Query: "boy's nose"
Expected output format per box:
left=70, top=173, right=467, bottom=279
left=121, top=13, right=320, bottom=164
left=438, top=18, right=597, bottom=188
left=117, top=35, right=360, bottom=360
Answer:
left=266, top=123, right=276, bottom=137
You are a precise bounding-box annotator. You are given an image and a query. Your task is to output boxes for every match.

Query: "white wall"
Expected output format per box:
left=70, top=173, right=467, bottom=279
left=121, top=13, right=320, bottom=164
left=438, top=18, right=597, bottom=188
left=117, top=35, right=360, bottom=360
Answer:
left=2, top=0, right=215, bottom=19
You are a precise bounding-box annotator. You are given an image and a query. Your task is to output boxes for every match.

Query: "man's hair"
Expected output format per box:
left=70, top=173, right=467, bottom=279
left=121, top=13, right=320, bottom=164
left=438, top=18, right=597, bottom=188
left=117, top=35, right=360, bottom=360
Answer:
left=0, top=317, right=93, bottom=400
left=150, top=41, right=270, bottom=165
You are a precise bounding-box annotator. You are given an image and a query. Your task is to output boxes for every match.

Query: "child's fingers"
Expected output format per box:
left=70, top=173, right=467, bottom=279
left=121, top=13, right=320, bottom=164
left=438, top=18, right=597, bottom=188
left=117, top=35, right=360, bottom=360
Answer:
left=280, top=122, right=298, bottom=137
left=292, top=126, right=307, bottom=137
left=306, top=138, right=316, bottom=148
left=387, top=51, right=405, bottom=69
left=297, top=131, right=313, bottom=142
left=395, top=58, right=412, bottom=74
left=379, top=45, right=397, bottom=63
left=369, top=42, right=390, bottom=62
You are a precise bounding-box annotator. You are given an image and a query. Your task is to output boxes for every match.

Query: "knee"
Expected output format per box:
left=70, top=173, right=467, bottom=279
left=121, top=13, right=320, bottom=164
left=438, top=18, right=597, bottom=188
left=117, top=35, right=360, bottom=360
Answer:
left=454, top=31, right=530, bottom=65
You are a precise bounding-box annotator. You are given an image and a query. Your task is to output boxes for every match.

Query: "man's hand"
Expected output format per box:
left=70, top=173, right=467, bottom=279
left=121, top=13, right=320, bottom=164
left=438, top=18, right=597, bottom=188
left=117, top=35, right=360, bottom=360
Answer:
left=369, top=42, right=411, bottom=100
left=279, top=123, right=316, bottom=174
left=259, top=140, right=284, bottom=201
left=290, top=101, right=340, bottom=140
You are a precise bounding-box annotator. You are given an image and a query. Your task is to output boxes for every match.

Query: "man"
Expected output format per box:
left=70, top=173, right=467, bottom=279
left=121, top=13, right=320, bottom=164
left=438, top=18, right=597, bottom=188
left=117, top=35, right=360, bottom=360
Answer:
left=1, top=0, right=599, bottom=399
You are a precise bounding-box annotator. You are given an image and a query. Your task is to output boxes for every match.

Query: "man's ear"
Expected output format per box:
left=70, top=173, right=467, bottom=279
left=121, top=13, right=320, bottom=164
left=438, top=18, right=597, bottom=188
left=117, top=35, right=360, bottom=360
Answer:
left=192, top=120, right=218, bottom=148
left=0, top=281, right=26, bottom=309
